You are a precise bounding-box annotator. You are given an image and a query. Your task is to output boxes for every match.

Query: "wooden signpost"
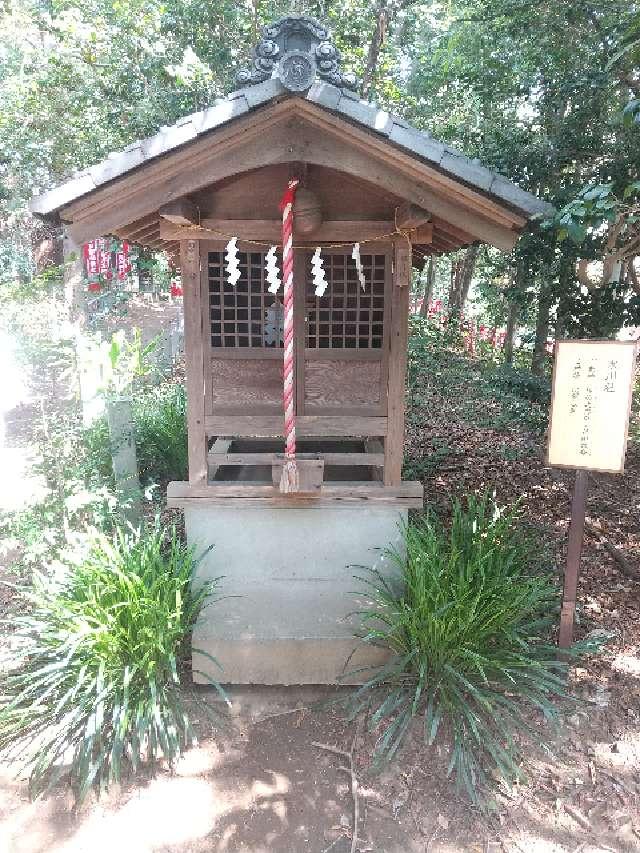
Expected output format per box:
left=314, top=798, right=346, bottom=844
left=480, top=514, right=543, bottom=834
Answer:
left=547, top=339, right=638, bottom=647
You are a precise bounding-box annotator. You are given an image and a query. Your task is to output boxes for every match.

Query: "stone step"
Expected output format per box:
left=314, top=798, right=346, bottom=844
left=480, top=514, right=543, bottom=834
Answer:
left=192, top=637, right=391, bottom=686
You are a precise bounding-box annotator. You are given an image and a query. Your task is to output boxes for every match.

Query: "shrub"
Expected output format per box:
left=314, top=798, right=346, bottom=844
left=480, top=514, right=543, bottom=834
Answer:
left=485, top=366, right=551, bottom=405
left=348, top=494, right=594, bottom=803
left=0, top=523, right=226, bottom=802
left=82, top=382, right=188, bottom=487
left=133, top=383, right=188, bottom=485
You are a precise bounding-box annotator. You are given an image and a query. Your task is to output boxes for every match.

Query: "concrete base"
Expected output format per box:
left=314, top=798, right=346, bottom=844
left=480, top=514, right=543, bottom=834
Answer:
left=185, top=505, right=406, bottom=684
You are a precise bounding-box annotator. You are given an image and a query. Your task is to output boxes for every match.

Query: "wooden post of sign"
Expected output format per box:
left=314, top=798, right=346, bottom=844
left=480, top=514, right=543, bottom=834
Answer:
left=548, top=339, right=638, bottom=648
left=558, top=468, right=588, bottom=648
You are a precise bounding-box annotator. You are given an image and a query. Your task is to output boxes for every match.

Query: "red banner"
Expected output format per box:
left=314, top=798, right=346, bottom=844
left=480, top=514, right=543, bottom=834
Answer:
left=84, top=238, right=133, bottom=282
left=115, top=242, right=131, bottom=280
left=83, top=240, right=100, bottom=277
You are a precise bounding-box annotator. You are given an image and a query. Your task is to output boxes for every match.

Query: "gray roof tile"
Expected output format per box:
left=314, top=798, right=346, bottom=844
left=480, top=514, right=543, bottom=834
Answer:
left=30, top=172, right=96, bottom=214
left=243, top=76, right=286, bottom=109
left=389, top=123, right=445, bottom=164
left=441, top=150, right=494, bottom=191
left=89, top=145, right=146, bottom=185
left=306, top=80, right=342, bottom=110
left=370, top=109, right=394, bottom=136
left=334, top=96, right=379, bottom=127
left=489, top=174, right=553, bottom=217
left=195, top=94, right=249, bottom=134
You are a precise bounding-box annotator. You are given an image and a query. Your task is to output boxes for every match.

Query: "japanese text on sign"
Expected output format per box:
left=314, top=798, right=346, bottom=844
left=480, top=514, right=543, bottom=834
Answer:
left=547, top=340, right=637, bottom=473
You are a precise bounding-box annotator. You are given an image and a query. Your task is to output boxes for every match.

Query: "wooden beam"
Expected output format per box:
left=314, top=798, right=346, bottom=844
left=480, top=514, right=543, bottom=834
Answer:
left=167, top=479, right=424, bottom=509
left=119, top=224, right=161, bottom=244
left=208, top=437, right=232, bottom=479
left=121, top=220, right=160, bottom=238
left=394, top=238, right=412, bottom=286
left=365, top=438, right=385, bottom=483
left=410, top=223, right=433, bottom=244
left=204, top=415, right=387, bottom=437
left=207, top=451, right=384, bottom=467
left=293, top=101, right=525, bottom=228
left=63, top=100, right=524, bottom=230
left=181, top=239, right=207, bottom=485
left=384, top=241, right=411, bottom=485
left=396, top=202, right=430, bottom=230
left=159, top=198, right=199, bottom=226
left=432, top=216, right=474, bottom=243
left=431, top=232, right=462, bottom=253
left=160, top=218, right=397, bottom=243
left=117, top=213, right=158, bottom=236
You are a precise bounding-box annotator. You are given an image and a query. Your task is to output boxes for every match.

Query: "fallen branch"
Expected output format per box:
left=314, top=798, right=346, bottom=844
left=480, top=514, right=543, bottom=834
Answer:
left=563, top=803, right=592, bottom=832
left=584, top=522, right=639, bottom=580
left=251, top=706, right=308, bottom=725
left=313, top=741, right=359, bottom=853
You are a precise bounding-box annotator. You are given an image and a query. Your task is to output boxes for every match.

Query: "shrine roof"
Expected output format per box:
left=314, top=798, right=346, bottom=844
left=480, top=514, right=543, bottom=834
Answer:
left=29, top=15, right=553, bottom=225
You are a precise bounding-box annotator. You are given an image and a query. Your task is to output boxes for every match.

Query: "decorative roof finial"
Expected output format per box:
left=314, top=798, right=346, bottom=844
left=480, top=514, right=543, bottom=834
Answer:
left=236, top=15, right=358, bottom=94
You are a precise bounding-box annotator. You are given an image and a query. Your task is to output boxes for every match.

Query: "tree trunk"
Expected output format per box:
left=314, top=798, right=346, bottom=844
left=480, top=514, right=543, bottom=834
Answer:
left=448, top=245, right=478, bottom=318
left=361, top=1, right=391, bottom=98
left=459, top=245, right=478, bottom=309
left=531, top=284, right=552, bottom=376
left=503, top=299, right=518, bottom=366
left=420, top=256, right=435, bottom=317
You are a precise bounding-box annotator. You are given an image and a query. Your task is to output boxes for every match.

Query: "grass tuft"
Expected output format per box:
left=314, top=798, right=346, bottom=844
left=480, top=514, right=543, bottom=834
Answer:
left=0, top=523, right=225, bottom=802
left=348, top=494, right=598, bottom=803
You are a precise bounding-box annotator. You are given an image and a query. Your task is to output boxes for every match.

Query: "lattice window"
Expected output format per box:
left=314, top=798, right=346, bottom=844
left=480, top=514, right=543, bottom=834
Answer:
left=305, top=252, right=386, bottom=349
left=208, top=250, right=283, bottom=349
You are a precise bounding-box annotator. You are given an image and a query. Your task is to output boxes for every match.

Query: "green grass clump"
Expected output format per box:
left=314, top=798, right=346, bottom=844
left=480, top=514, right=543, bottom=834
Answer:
left=133, top=383, right=188, bottom=485
left=0, top=523, right=225, bottom=802
left=83, top=382, right=188, bottom=487
left=406, top=327, right=549, bottom=436
left=349, top=494, right=594, bottom=802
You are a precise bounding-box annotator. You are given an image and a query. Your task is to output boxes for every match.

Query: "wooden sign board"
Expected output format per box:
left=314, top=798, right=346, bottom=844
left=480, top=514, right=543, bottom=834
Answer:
left=547, top=340, right=637, bottom=474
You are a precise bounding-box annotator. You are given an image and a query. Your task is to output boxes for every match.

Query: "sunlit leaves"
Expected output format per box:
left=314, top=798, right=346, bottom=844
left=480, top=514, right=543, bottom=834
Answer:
left=0, top=522, right=226, bottom=802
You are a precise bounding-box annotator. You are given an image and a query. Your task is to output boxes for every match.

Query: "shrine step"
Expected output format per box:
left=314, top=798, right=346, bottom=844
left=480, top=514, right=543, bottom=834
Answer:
left=193, top=638, right=390, bottom=686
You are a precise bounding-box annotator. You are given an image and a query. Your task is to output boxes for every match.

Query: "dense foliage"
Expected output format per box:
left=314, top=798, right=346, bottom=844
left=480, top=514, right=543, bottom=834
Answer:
left=0, top=524, right=225, bottom=802
left=348, top=495, right=595, bottom=802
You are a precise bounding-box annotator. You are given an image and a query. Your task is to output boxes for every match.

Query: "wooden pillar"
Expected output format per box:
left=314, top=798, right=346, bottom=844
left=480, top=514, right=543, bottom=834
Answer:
left=180, top=239, right=207, bottom=485
left=384, top=240, right=411, bottom=485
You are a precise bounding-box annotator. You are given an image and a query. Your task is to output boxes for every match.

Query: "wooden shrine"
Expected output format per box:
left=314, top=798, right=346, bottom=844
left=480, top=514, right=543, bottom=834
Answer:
left=31, top=16, right=551, bottom=683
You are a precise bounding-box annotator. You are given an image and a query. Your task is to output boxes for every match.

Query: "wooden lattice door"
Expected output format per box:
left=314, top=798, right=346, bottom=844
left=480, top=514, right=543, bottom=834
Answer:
left=299, top=246, right=391, bottom=417
left=202, top=242, right=391, bottom=421
left=203, top=243, right=285, bottom=416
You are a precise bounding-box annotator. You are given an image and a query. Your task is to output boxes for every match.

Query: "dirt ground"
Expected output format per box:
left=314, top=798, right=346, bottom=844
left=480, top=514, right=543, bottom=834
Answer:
left=1, top=299, right=639, bottom=852
left=0, top=680, right=639, bottom=853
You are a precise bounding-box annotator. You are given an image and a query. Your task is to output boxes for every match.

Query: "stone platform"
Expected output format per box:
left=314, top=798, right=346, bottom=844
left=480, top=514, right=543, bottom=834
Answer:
left=185, top=505, right=406, bottom=685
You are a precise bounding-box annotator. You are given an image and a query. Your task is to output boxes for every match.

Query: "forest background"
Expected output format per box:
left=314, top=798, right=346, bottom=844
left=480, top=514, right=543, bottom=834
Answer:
left=1, top=0, right=639, bottom=370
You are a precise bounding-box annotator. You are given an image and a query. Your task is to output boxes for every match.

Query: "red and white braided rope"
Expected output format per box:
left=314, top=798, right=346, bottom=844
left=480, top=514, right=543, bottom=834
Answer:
left=279, top=179, right=299, bottom=462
